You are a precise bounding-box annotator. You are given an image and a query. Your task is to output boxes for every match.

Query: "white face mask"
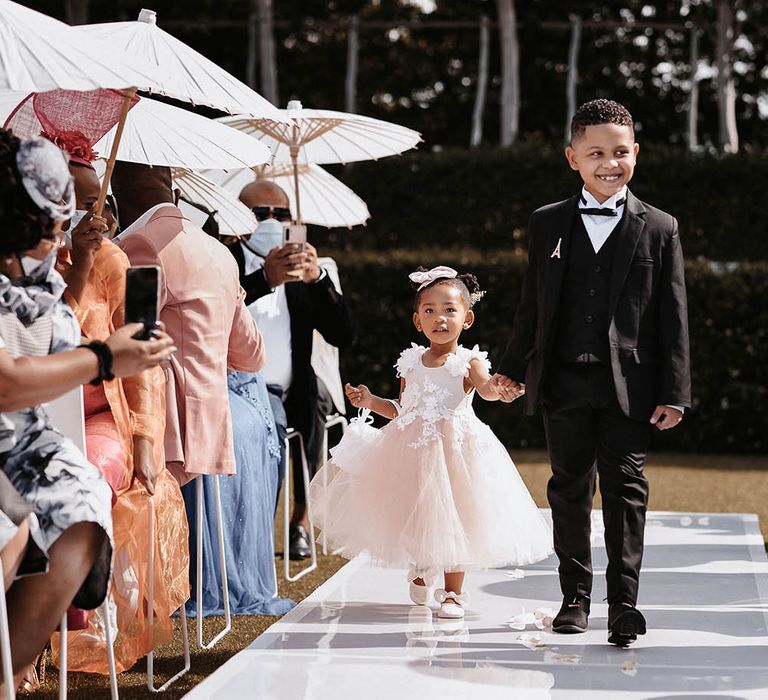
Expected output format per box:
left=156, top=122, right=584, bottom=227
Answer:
left=18, top=247, right=56, bottom=279
left=63, top=209, right=89, bottom=249
left=245, top=218, right=285, bottom=258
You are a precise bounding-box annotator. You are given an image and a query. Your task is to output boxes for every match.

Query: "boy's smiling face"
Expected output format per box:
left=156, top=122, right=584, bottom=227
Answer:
left=565, top=123, right=639, bottom=203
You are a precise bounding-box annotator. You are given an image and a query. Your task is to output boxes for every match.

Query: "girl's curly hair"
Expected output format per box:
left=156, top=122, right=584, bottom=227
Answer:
left=411, top=267, right=486, bottom=310
left=0, top=128, right=56, bottom=257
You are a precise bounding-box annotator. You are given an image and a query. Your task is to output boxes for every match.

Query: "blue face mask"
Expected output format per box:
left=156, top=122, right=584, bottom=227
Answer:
left=244, top=218, right=284, bottom=257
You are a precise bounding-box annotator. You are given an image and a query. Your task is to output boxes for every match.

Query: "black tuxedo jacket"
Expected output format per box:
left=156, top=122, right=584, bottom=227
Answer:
left=231, top=242, right=356, bottom=446
left=498, top=190, right=691, bottom=421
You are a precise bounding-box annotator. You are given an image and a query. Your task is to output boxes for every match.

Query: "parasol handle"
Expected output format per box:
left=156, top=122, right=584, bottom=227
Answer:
left=95, top=87, right=137, bottom=218
left=290, top=139, right=301, bottom=225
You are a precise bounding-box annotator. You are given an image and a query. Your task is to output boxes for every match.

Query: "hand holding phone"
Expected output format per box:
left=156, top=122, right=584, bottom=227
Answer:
left=125, top=266, right=160, bottom=340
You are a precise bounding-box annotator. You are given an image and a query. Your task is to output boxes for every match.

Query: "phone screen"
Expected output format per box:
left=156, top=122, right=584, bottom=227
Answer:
left=125, top=266, right=160, bottom=340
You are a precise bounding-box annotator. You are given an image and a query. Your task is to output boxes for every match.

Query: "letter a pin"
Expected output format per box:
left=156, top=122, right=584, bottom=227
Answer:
left=550, top=237, right=562, bottom=259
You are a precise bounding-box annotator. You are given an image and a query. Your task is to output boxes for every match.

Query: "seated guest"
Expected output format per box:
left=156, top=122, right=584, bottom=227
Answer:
left=0, top=131, right=174, bottom=693
left=111, top=162, right=266, bottom=487
left=181, top=209, right=293, bottom=615
left=50, top=139, right=190, bottom=673
left=236, top=181, right=355, bottom=560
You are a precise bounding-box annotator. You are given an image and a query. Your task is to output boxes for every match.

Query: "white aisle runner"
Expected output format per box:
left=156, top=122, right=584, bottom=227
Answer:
left=185, top=512, right=768, bottom=700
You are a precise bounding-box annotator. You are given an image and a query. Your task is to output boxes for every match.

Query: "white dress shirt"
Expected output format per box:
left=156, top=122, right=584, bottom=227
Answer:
left=579, top=186, right=627, bottom=253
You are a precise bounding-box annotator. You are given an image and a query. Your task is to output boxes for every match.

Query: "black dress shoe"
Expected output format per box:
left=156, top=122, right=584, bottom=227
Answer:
left=289, top=524, right=312, bottom=560
left=607, top=602, right=647, bottom=647
left=552, top=595, right=590, bottom=633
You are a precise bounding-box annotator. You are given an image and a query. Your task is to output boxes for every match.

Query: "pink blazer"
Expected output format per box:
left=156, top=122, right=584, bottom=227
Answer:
left=119, top=206, right=265, bottom=479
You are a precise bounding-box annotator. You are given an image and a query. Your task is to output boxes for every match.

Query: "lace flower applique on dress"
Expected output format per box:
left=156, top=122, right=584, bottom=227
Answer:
left=444, top=345, right=492, bottom=377
left=395, top=343, right=427, bottom=378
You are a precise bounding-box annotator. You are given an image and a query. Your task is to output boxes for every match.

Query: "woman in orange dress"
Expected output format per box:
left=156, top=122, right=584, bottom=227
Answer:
left=52, top=139, right=189, bottom=673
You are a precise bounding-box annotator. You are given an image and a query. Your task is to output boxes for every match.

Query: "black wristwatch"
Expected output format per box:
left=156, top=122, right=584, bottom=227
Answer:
left=82, top=341, right=115, bottom=385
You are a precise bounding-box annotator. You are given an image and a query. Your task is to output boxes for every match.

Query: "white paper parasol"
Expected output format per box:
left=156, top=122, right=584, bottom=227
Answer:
left=172, top=168, right=257, bottom=238
left=0, top=0, right=157, bottom=92
left=219, top=100, right=420, bottom=223
left=0, top=91, right=272, bottom=170
left=79, top=9, right=287, bottom=122
left=209, top=164, right=370, bottom=229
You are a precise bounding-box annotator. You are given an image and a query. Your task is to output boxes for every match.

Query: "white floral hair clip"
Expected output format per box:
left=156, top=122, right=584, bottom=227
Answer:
left=408, top=265, right=458, bottom=291
left=469, top=290, right=485, bottom=305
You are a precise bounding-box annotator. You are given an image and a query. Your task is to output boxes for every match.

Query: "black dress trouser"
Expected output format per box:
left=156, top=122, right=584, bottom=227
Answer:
left=542, top=362, right=651, bottom=605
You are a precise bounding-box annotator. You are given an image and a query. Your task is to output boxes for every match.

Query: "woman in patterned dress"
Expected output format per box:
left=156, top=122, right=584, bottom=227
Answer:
left=0, top=130, right=174, bottom=692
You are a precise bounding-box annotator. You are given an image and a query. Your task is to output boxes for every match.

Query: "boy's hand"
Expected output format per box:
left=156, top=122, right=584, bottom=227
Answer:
left=491, top=373, right=525, bottom=403
left=345, top=382, right=373, bottom=409
left=650, top=405, right=683, bottom=430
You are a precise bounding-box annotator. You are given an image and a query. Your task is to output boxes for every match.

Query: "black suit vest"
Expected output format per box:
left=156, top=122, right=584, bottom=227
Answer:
left=554, top=215, right=619, bottom=363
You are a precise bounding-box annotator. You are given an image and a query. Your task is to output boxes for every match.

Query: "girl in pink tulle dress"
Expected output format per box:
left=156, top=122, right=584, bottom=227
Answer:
left=309, top=266, right=553, bottom=619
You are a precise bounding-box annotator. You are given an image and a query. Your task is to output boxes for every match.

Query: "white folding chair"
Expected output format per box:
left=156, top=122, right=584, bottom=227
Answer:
left=282, top=429, right=317, bottom=582
left=0, top=587, right=14, bottom=700
left=319, top=414, right=348, bottom=555
left=46, top=390, right=118, bottom=699
left=58, top=597, right=118, bottom=700
left=146, top=496, right=190, bottom=692
left=194, top=475, right=231, bottom=649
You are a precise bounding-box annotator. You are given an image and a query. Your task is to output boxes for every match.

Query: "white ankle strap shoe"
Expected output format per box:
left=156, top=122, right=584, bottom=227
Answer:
left=408, top=568, right=437, bottom=606
left=435, top=588, right=470, bottom=619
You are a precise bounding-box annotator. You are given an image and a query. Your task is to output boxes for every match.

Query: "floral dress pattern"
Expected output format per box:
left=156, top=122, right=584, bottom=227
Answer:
left=0, top=255, right=113, bottom=608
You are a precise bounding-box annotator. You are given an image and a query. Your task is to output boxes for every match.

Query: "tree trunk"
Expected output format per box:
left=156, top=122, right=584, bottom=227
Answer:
left=564, top=14, right=582, bottom=146
left=258, top=0, right=279, bottom=106
left=65, top=0, right=89, bottom=25
left=496, top=0, right=519, bottom=147
left=470, top=15, right=490, bottom=148
left=716, top=0, right=738, bottom=153
left=687, top=26, right=701, bottom=152
left=345, top=15, right=360, bottom=114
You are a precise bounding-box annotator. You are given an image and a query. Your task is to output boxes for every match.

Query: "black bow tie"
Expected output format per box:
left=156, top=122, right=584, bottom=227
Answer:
left=579, top=195, right=626, bottom=217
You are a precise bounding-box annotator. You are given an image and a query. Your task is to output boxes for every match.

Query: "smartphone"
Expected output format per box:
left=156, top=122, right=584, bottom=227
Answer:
left=125, top=266, right=160, bottom=340
left=283, top=223, right=307, bottom=250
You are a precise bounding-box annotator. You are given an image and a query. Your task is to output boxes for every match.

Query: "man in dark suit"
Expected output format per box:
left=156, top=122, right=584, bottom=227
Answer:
left=495, top=99, right=690, bottom=647
left=233, top=180, right=355, bottom=560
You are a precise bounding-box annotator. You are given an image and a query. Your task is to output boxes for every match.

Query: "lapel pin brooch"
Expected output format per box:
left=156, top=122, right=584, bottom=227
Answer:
left=550, top=237, right=562, bottom=259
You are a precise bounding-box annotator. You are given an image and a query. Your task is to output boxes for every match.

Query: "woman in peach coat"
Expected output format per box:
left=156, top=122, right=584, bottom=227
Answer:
left=52, top=148, right=189, bottom=674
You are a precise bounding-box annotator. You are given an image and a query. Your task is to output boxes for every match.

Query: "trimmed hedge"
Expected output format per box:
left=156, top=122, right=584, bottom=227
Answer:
left=332, top=249, right=768, bottom=454
left=314, top=145, right=768, bottom=262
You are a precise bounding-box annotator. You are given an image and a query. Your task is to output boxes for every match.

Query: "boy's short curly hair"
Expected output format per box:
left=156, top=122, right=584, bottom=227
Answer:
left=0, top=128, right=56, bottom=257
left=570, top=99, right=634, bottom=143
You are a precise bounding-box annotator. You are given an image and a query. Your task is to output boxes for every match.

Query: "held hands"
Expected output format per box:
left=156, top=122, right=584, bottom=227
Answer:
left=650, top=405, right=683, bottom=430
left=71, top=206, right=108, bottom=269
left=491, top=373, right=526, bottom=404
left=263, top=242, right=322, bottom=288
left=345, top=382, right=373, bottom=409
left=105, top=323, right=176, bottom=378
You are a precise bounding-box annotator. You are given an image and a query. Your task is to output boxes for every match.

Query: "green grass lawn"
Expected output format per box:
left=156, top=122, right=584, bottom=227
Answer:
left=36, top=451, right=768, bottom=699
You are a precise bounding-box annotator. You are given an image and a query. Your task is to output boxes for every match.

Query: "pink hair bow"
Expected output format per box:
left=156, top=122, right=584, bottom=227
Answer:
left=408, top=266, right=458, bottom=291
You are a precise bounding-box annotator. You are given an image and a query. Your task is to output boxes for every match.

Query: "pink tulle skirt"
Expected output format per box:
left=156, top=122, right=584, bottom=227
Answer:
left=309, top=413, right=553, bottom=575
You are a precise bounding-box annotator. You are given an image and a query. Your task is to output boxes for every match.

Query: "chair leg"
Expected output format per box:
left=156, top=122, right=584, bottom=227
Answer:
left=147, top=497, right=191, bottom=692
left=102, top=599, right=118, bottom=700
left=58, top=613, right=66, bottom=700
left=0, top=587, right=14, bottom=700
left=196, top=476, right=231, bottom=649
left=283, top=431, right=317, bottom=582
left=320, top=416, right=348, bottom=555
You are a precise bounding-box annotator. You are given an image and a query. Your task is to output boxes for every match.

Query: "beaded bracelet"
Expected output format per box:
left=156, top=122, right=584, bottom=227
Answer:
left=82, top=341, right=115, bottom=385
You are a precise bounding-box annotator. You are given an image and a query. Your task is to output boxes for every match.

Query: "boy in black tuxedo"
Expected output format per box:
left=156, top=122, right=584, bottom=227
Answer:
left=494, top=99, right=690, bottom=646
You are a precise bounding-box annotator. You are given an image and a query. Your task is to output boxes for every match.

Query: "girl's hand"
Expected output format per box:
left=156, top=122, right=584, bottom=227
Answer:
left=345, top=382, right=373, bottom=409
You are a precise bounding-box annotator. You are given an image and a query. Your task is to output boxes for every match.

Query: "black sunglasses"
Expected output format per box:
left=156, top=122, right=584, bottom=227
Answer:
left=252, top=205, right=292, bottom=222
